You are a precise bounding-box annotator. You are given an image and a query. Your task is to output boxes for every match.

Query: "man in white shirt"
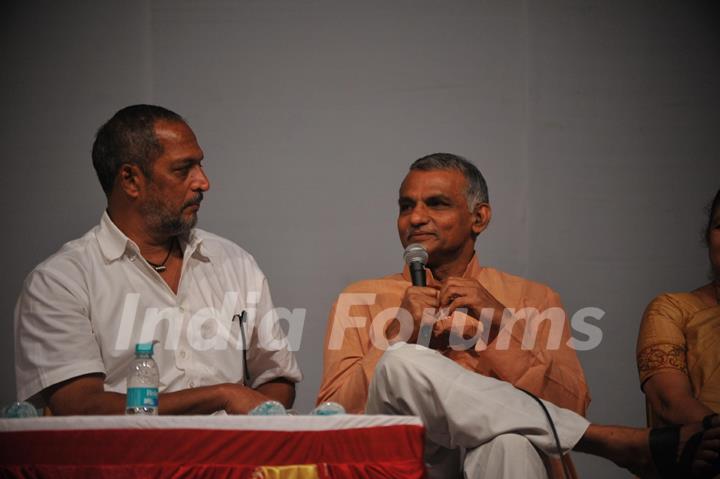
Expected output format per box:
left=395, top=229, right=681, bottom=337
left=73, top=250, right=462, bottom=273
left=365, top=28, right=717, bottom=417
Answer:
left=14, top=104, right=302, bottom=415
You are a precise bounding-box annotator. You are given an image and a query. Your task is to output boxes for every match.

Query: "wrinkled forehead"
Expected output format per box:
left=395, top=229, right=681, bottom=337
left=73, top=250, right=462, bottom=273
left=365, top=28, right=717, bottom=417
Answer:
left=399, top=169, right=468, bottom=196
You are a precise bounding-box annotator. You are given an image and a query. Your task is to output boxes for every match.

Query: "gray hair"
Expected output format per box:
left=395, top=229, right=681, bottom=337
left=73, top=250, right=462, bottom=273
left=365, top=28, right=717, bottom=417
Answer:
left=410, top=153, right=489, bottom=210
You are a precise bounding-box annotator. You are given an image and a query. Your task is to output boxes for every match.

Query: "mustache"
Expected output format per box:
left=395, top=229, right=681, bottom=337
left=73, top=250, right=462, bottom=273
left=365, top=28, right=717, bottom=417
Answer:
left=182, top=193, right=204, bottom=209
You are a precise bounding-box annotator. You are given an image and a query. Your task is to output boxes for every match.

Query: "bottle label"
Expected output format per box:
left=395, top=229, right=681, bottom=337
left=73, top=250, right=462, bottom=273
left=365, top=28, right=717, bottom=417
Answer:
left=127, top=387, right=158, bottom=408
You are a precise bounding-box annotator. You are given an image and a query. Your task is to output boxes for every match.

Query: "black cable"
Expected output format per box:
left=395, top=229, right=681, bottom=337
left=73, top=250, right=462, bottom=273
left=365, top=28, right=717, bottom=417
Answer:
left=519, top=388, right=571, bottom=479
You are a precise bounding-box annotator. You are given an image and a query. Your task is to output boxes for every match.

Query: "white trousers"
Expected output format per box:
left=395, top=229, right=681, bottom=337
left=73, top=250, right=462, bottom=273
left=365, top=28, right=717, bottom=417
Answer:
left=365, top=343, right=590, bottom=479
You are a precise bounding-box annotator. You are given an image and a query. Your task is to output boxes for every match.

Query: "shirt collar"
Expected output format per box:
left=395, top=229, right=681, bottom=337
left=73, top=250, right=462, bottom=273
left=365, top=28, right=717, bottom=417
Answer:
left=96, top=211, right=210, bottom=263
left=96, top=211, right=130, bottom=262
left=401, top=253, right=482, bottom=284
left=182, top=228, right=211, bottom=261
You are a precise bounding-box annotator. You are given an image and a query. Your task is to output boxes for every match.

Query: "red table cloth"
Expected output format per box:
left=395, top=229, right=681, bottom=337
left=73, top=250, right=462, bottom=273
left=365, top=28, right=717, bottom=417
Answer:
left=0, top=414, right=425, bottom=478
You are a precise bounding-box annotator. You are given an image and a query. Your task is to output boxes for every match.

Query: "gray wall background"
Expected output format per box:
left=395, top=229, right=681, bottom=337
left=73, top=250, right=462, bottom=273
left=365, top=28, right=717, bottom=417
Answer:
left=2, top=1, right=718, bottom=477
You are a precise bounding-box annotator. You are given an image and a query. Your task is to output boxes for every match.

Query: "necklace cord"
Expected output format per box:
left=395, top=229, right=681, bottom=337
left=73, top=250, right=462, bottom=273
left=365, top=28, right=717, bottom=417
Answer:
left=144, top=238, right=175, bottom=273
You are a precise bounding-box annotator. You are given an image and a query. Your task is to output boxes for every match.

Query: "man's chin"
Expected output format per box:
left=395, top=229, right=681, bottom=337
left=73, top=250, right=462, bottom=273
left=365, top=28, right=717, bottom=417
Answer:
left=160, top=214, right=197, bottom=237
left=402, top=236, right=435, bottom=248
left=415, top=242, right=439, bottom=259
left=181, top=213, right=198, bottom=233
left=401, top=239, right=439, bottom=262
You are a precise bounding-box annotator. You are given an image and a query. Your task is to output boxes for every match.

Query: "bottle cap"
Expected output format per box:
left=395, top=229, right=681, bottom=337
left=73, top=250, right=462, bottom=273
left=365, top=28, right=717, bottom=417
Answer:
left=135, top=341, right=158, bottom=354
left=310, top=401, right=346, bottom=416
left=248, top=400, right=287, bottom=416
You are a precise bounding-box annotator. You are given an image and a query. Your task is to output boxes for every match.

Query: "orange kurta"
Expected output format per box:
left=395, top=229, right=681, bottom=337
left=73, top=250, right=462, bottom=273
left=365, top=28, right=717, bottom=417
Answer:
left=317, top=256, right=590, bottom=415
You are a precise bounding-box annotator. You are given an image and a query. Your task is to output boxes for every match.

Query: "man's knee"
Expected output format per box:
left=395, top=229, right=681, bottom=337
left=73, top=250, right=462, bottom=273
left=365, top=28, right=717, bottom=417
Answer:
left=373, top=342, right=430, bottom=385
left=368, top=343, right=431, bottom=409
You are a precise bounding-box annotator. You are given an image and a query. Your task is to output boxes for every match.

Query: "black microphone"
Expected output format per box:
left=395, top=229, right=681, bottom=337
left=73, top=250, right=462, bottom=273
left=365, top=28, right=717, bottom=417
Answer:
left=403, top=243, right=428, bottom=287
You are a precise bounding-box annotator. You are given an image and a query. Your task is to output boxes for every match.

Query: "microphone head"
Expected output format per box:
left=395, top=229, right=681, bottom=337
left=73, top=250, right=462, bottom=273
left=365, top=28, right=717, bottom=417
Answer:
left=403, top=243, right=428, bottom=265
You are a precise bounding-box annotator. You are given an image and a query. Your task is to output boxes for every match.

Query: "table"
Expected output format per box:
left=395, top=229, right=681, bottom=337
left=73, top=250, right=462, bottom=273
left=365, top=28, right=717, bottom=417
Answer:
left=0, top=414, right=425, bottom=478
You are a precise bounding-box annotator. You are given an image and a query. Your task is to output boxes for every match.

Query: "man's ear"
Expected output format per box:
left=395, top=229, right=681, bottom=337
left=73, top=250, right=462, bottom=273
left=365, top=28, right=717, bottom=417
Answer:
left=471, top=203, right=492, bottom=236
left=117, top=163, right=144, bottom=198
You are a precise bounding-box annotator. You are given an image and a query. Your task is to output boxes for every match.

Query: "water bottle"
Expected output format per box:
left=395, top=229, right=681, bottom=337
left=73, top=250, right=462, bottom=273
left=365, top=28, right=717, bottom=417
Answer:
left=125, top=341, right=159, bottom=415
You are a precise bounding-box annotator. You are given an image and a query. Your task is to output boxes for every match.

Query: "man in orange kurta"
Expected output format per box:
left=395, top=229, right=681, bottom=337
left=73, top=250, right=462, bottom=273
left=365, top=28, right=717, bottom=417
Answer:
left=317, top=153, right=590, bottom=478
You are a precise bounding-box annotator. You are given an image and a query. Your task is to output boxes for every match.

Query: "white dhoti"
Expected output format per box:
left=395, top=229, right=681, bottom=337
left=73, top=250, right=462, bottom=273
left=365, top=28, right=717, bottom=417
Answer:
left=365, top=343, right=590, bottom=478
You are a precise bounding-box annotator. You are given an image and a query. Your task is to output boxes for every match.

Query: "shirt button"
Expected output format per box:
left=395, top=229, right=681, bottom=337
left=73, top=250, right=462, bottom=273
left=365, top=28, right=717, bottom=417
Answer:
left=189, top=381, right=195, bottom=388
left=180, top=350, right=187, bottom=359
left=129, top=255, right=136, bottom=262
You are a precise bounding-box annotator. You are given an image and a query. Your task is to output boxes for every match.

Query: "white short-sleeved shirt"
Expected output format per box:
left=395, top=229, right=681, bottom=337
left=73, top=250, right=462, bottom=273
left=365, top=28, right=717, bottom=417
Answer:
left=14, top=212, right=302, bottom=405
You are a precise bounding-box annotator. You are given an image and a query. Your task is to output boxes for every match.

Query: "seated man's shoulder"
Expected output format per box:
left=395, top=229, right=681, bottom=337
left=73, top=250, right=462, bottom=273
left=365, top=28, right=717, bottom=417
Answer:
left=17, top=229, right=103, bottom=329
left=27, top=228, right=100, bottom=283
left=338, top=273, right=407, bottom=295
left=481, top=267, right=560, bottom=306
